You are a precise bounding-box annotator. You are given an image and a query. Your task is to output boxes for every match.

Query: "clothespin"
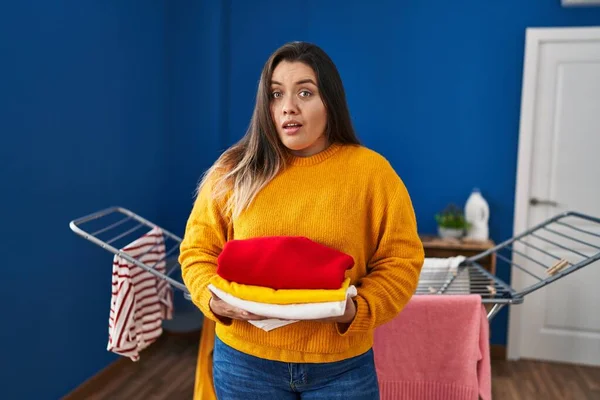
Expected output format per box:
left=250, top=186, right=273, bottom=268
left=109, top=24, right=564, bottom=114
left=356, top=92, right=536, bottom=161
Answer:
left=547, top=258, right=569, bottom=276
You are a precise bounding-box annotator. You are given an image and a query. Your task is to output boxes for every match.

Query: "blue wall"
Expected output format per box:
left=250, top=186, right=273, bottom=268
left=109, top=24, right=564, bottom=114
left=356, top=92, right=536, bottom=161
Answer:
left=0, top=1, right=170, bottom=398
left=162, top=0, right=231, bottom=327
left=163, top=0, right=229, bottom=235
left=224, top=0, right=600, bottom=345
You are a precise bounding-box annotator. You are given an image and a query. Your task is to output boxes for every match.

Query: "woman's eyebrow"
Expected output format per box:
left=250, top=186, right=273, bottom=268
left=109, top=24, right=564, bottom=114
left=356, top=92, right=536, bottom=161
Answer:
left=271, top=78, right=317, bottom=86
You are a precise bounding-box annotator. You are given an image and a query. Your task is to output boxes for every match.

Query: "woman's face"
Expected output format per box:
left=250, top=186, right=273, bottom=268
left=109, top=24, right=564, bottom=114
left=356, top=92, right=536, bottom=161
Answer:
left=269, top=61, right=328, bottom=157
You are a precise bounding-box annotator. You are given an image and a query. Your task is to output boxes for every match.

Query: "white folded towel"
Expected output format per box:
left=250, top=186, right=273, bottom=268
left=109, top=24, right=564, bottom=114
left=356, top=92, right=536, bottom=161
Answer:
left=423, top=256, right=466, bottom=271
left=207, top=283, right=358, bottom=332
left=418, top=256, right=469, bottom=293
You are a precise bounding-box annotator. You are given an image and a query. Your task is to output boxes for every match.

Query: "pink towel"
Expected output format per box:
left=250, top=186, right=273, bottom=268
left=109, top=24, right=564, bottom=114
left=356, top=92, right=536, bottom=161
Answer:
left=373, top=294, right=491, bottom=400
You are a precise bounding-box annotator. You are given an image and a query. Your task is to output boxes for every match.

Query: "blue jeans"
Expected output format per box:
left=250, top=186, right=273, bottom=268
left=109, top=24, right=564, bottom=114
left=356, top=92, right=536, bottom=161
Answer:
left=212, top=335, right=380, bottom=399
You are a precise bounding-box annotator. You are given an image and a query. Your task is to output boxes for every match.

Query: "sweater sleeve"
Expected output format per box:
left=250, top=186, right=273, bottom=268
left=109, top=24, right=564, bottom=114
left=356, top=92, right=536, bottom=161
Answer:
left=179, top=173, right=233, bottom=325
left=337, top=178, right=425, bottom=335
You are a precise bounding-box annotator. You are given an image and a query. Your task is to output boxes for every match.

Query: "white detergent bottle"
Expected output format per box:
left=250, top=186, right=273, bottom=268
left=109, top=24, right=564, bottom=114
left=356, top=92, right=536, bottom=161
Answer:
left=464, top=188, right=489, bottom=241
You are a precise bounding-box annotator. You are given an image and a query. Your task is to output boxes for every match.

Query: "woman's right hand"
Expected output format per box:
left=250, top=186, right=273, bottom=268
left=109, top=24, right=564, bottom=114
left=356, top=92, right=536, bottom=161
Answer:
left=209, top=293, right=267, bottom=321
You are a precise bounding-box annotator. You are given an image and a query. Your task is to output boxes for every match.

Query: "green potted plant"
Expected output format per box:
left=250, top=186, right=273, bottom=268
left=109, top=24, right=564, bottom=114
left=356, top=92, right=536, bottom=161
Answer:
left=435, top=204, right=470, bottom=239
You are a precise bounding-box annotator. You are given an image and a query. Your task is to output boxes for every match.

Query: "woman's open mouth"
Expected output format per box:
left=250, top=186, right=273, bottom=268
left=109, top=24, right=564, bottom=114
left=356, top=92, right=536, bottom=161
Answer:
left=282, top=121, right=303, bottom=135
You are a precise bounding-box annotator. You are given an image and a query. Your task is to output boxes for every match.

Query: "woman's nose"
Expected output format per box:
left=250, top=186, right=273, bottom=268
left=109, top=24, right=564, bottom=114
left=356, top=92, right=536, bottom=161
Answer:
left=282, top=96, right=298, bottom=115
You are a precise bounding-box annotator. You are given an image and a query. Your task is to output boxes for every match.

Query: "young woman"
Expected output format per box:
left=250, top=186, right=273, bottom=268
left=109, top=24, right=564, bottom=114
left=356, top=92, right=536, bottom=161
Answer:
left=179, top=41, right=424, bottom=399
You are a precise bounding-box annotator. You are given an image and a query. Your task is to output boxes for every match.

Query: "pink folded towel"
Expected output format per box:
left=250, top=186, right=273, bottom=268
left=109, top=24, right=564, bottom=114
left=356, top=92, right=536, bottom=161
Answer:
left=373, top=294, right=491, bottom=400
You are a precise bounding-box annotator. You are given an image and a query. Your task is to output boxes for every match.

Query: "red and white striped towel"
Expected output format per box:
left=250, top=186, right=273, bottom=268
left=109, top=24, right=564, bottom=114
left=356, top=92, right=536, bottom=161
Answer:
left=107, top=226, right=173, bottom=361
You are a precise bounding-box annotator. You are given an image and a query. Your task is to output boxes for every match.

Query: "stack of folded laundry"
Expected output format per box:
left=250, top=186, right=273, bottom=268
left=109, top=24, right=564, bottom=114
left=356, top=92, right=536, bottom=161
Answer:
left=207, top=236, right=357, bottom=331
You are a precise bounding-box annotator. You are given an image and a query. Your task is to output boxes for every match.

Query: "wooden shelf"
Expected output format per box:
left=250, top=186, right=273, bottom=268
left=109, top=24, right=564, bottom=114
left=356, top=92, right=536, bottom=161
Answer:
left=420, top=235, right=497, bottom=275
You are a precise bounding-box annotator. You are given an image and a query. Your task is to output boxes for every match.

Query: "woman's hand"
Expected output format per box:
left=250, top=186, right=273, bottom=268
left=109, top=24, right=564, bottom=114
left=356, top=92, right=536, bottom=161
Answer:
left=316, top=297, right=357, bottom=324
left=209, top=293, right=267, bottom=321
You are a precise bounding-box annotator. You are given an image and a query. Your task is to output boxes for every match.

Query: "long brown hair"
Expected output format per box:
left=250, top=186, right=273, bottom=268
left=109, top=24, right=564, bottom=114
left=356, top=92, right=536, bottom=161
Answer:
left=199, top=41, right=361, bottom=218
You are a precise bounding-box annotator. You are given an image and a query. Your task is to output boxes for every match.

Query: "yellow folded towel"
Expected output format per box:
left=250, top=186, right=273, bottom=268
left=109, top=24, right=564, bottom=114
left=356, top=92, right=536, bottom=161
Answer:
left=208, top=275, right=351, bottom=305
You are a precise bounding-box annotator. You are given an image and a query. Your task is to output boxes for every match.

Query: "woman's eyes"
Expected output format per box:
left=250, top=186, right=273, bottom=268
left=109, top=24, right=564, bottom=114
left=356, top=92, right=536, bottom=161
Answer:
left=271, top=90, right=313, bottom=99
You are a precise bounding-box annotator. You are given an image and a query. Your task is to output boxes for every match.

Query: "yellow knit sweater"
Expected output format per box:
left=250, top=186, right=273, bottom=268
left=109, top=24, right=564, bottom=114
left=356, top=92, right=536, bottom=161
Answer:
left=179, top=142, right=424, bottom=363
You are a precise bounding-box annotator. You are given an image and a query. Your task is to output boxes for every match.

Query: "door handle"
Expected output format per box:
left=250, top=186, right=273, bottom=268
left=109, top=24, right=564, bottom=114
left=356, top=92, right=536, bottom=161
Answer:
left=529, top=197, right=559, bottom=207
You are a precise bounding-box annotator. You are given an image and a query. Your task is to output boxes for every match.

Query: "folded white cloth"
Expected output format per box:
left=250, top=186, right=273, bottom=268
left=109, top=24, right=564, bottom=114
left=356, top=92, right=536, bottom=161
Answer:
left=247, top=318, right=299, bottom=331
left=423, top=256, right=466, bottom=271
left=207, top=283, right=358, bottom=332
left=418, top=256, right=469, bottom=293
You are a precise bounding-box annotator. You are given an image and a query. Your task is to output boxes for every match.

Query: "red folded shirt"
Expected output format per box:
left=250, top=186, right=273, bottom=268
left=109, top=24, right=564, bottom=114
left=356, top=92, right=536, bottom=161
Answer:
left=216, top=236, right=354, bottom=290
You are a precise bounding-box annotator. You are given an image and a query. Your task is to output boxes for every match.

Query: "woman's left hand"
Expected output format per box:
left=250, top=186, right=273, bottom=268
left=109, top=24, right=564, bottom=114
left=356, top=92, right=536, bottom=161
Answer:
left=315, top=297, right=356, bottom=324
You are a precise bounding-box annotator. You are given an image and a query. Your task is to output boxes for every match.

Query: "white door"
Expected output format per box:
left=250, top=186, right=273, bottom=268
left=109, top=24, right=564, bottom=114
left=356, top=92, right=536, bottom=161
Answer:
left=509, top=27, right=600, bottom=366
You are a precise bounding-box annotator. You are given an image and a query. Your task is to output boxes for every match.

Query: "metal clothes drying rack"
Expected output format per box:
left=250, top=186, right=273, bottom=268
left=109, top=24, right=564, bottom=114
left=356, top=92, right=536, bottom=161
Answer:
left=69, top=208, right=600, bottom=322
left=416, top=210, right=600, bottom=320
